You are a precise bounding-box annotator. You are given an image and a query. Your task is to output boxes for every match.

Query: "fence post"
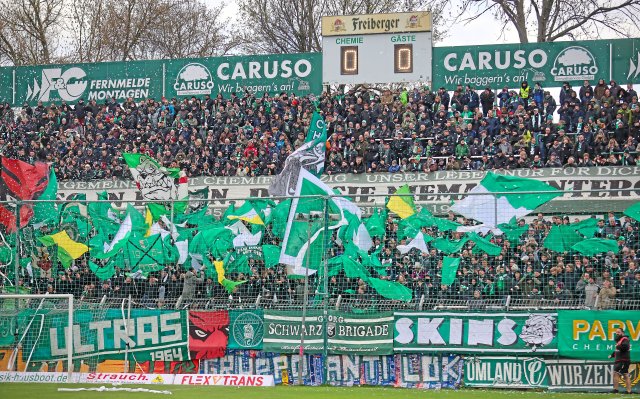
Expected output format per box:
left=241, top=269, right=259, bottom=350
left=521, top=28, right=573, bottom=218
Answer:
left=14, top=201, right=20, bottom=289
left=322, top=196, right=330, bottom=385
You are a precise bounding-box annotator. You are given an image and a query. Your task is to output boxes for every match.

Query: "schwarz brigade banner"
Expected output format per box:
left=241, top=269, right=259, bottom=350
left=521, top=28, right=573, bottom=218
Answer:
left=326, top=312, right=394, bottom=355
left=557, top=310, right=640, bottom=361
left=228, top=310, right=264, bottom=350
left=56, top=166, right=640, bottom=215
left=24, top=309, right=189, bottom=362
left=464, top=356, right=549, bottom=388
left=262, top=311, right=394, bottom=355
left=263, top=310, right=324, bottom=354
left=393, top=312, right=557, bottom=354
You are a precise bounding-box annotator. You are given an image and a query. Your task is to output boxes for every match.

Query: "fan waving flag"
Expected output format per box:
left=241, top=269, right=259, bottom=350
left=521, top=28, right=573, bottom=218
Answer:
left=268, top=110, right=327, bottom=197
left=450, top=172, right=561, bottom=227
left=123, top=153, right=188, bottom=203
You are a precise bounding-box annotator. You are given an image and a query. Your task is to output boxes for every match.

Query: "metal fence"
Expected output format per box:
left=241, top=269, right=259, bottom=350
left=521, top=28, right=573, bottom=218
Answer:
left=1, top=189, right=639, bottom=312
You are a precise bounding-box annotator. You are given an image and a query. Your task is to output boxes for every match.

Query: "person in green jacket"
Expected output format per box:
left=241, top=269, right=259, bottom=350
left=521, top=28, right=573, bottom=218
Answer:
left=455, top=139, right=469, bottom=158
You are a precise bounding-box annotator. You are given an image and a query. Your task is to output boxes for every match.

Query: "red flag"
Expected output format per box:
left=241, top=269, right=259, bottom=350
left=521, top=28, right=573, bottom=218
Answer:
left=0, top=158, right=50, bottom=232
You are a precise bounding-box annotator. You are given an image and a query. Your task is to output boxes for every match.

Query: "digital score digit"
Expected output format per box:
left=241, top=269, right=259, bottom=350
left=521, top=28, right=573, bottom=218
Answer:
left=394, top=44, right=413, bottom=73
left=340, top=46, right=358, bottom=75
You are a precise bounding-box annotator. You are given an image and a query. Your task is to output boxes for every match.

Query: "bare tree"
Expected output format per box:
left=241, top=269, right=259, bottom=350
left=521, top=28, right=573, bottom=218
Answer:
left=238, top=0, right=447, bottom=54
left=62, top=0, right=237, bottom=63
left=144, top=0, right=240, bottom=59
left=455, top=0, right=640, bottom=43
left=64, top=0, right=110, bottom=62
left=0, top=0, right=64, bottom=65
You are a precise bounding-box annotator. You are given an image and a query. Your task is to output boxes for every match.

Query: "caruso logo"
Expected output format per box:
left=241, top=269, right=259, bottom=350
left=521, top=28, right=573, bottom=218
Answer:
left=174, top=63, right=215, bottom=96
left=551, top=46, right=598, bottom=81
left=27, top=67, right=87, bottom=102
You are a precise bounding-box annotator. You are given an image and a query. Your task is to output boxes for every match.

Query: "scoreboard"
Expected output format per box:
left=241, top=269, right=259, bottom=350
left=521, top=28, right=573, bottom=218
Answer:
left=322, top=12, right=432, bottom=85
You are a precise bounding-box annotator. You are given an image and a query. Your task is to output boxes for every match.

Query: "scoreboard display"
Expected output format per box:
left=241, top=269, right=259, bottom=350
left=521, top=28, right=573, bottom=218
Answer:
left=322, top=12, right=432, bottom=85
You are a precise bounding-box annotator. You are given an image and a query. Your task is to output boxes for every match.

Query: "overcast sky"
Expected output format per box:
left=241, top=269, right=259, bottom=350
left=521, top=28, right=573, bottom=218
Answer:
left=209, top=0, right=628, bottom=47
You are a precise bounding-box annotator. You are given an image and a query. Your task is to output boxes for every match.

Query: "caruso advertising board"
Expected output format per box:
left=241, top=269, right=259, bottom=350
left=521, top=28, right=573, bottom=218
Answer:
left=433, top=38, right=640, bottom=89
left=7, top=53, right=321, bottom=106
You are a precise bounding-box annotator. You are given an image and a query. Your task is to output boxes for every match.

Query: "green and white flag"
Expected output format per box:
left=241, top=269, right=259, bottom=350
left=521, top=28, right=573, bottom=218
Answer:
left=279, top=169, right=355, bottom=276
left=268, top=111, right=327, bottom=197
left=397, top=231, right=433, bottom=254
left=123, top=153, right=188, bottom=203
left=450, top=172, right=561, bottom=227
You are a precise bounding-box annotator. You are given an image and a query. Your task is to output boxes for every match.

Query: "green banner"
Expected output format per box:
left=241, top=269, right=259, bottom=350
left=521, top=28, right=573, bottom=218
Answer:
left=393, top=312, right=557, bottom=354
left=262, top=311, right=394, bottom=355
left=433, top=38, right=640, bottom=90
left=464, top=356, right=548, bottom=388
left=229, top=310, right=264, bottom=350
left=25, top=309, right=189, bottom=361
left=263, top=310, right=324, bottom=354
left=327, top=312, right=394, bottom=355
left=8, top=53, right=322, bottom=106
left=558, top=310, right=640, bottom=361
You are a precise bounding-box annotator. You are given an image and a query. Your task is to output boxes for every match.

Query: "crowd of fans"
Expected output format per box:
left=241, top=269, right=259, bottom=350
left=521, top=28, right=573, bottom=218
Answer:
left=8, top=209, right=640, bottom=310
left=1, top=79, right=639, bottom=310
left=0, top=79, right=638, bottom=180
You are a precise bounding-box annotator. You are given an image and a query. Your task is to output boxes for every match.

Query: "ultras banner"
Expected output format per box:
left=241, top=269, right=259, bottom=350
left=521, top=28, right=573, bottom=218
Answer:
left=23, top=309, right=189, bottom=361
left=557, top=310, right=640, bottom=361
left=263, top=311, right=394, bottom=355
left=202, top=350, right=463, bottom=388
left=393, top=312, right=557, bottom=354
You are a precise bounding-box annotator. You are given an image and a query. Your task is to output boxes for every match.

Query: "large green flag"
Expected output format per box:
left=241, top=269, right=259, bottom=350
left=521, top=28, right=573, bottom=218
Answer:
left=442, top=257, right=461, bottom=285
left=624, top=202, right=640, bottom=221
left=364, top=208, right=387, bottom=238
left=432, top=236, right=470, bottom=254
left=468, top=233, right=502, bottom=256
left=497, top=219, right=528, bottom=245
left=89, top=260, right=115, bottom=281
left=262, top=245, right=281, bottom=268
left=280, top=169, right=357, bottom=276
left=451, top=172, right=561, bottom=227
left=571, top=238, right=619, bottom=256
left=367, top=278, right=413, bottom=302
left=31, top=168, right=58, bottom=227
left=268, top=199, right=291, bottom=240
left=87, top=191, right=120, bottom=236
left=543, top=225, right=584, bottom=252
left=126, top=234, right=166, bottom=273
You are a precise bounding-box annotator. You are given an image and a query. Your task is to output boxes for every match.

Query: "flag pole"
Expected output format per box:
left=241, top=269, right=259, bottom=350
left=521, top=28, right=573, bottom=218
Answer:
left=298, top=214, right=312, bottom=386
